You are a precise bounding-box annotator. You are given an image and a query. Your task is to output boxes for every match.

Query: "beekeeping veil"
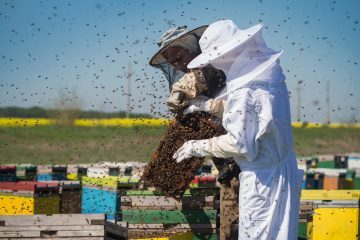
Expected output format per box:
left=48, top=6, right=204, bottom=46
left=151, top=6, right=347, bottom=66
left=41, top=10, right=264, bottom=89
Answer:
left=149, top=25, right=207, bottom=89
left=187, top=20, right=284, bottom=98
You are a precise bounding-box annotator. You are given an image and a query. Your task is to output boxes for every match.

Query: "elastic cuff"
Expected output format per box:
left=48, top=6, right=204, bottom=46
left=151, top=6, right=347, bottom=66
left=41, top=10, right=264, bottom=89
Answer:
left=203, top=101, right=211, bottom=112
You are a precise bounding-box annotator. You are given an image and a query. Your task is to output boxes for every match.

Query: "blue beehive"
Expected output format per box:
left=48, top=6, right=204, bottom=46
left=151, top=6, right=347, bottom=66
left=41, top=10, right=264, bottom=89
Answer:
left=36, top=173, right=53, bottom=181
left=36, top=165, right=53, bottom=181
left=81, top=186, right=120, bottom=220
left=81, top=176, right=121, bottom=220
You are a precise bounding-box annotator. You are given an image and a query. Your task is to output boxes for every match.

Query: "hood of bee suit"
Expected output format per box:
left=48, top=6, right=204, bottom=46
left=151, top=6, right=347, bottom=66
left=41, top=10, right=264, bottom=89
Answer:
left=187, top=20, right=285, bottom=99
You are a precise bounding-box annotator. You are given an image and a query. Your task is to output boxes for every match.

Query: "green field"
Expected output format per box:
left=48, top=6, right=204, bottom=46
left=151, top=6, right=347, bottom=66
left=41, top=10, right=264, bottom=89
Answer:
left=0, top=126, right=359, bottom=165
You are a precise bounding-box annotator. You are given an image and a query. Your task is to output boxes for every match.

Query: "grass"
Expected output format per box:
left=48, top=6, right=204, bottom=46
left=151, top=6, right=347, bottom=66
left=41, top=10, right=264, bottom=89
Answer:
left=293, top=127, right=360, bottom=156
left=0, top=126, right=166, bottom=165
left=0, top=126, right=359, bottom=165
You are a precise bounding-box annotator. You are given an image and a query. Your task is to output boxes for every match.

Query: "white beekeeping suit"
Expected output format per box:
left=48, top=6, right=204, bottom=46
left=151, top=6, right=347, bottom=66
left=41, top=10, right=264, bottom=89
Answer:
left=173, top=20, right=304, bottom=240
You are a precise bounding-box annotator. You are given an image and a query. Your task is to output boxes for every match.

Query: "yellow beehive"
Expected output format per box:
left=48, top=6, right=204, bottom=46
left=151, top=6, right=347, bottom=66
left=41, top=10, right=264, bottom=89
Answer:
left=0, top=182, right=60, bottom=215
left=0, top=193, right=34, bottom=215
left=67, top=173, right=78, bottom=180
left=312, top=208, right=359, bottom=239
left=301, top=190, right=360, bottom=200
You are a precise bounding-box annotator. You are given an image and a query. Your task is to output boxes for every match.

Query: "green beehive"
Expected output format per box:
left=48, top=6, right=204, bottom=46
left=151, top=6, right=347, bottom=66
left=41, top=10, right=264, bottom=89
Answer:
left=354, top=170, right=360, bottom=190
left=317, top=160, right=335, bottom=169
left=16, top=164, right=37, bottom=181
left=122, top=209, right=217, bottom=224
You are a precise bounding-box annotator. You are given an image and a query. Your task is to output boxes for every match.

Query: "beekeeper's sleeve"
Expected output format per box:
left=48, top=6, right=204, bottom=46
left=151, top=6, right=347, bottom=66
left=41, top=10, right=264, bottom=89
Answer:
left=222, top=92, right=274, bottom=161
left=174, top=91, right=275, bottom=162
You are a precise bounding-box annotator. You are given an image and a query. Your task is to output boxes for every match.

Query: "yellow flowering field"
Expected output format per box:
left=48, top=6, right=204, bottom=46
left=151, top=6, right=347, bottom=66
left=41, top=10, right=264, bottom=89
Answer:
left=0, top=117, right=359, bottom=128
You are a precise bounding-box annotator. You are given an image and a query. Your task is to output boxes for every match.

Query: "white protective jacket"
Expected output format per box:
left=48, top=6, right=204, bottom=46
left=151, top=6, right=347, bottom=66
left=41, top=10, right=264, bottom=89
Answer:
left=185, top=21, right=303, bottom=240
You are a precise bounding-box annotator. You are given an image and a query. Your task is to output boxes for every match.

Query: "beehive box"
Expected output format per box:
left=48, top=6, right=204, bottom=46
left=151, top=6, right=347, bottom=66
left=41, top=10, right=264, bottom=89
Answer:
left=313, top=168, right=347, bottom=190
left=334, top=155, right=348, bottom=168
left=87, top=167, right=110, bottom=178
left=189, top=175, right=217, bottom=188
left=122, top=209, right=217, bottom=224
left=58, top=180, right=82, bottom=213
left=298, top=216, right=313, bottom=240
left=0, top=165, right=17, bottom=182
left=195, top=162, right=213, bottom=176
left=66, top=164, right=89, bottom=180
left=312, top=208, right=358, bottom=239
left=81, top=177, right=121, bottom=221
left=121, top=194, right=216, bottom=211
left=338, top=170, right=356, bottom=189
left=128, top=230, right=216, bottom=240
left=304, top=171, right=324, bottom=189
left=348, top=155, right=360, bottom=169
left=120, top=189, right=218, bottom=240
left=0, top=214, right=128, bottom=239
left=36, top=165, right=53, bottom=181
left=128, top=162, right=147, bottom=178
left=81, top=176, right=139, bottom=220
left=51, top=165, right=68, bottom=180
left=301, top=189, right=360, bottom=201
left=0, top=181, right=60, bottom=215
left=16, top=164, right=36, bottom=181
left=317, top=160, right=335, bottom=169
left=354, top=169, right=360, bottom=190
left=300, top=190, right=360, bottom=239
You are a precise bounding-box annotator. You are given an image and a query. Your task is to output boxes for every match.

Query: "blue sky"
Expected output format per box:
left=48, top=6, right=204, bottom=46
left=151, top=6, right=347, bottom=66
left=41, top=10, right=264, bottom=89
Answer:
left=0, top=0, right=359, bottom=122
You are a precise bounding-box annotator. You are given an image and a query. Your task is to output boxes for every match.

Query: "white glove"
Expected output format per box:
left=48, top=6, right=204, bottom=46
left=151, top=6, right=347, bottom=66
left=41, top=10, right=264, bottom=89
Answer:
left=183, top=100, right=210, bottom=115
left=184, top=98, right=226, bottom=118
left=173, top=133, right=240, bottom=163
left=173, top=140, right=209, bottom=163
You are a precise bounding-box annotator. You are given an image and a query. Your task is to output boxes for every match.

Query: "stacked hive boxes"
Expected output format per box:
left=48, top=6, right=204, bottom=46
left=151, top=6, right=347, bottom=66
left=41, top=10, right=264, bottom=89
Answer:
left=317, top=168, right=347, bottom=190
left=0, top=180, right=82, bottom=215
left=36, top=165, right=53, bottom=181
left=121, top=186, right=219, bottom=239
left=36, top=165, right=68, bottom=181
left=58, top=180, right=82, bottom=214
left=307, top=168, right=356, bottom=190
left=66, top=164, right=89, bottom=180
left=299, top=190, right=360, bottom=239
left=81, top=176, right=138, bottom=220
left=0, top=181, right=60, bottom=215
left=299, top=154, right=360, bottom=190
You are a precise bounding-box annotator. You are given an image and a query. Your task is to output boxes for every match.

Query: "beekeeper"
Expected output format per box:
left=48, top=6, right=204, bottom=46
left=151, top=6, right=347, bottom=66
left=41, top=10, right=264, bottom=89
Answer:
left=149, top=25, right=227, bottom=114
left=173, top=19, right=304, bottom=239
left=149, top=25, right=240, bottom=240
